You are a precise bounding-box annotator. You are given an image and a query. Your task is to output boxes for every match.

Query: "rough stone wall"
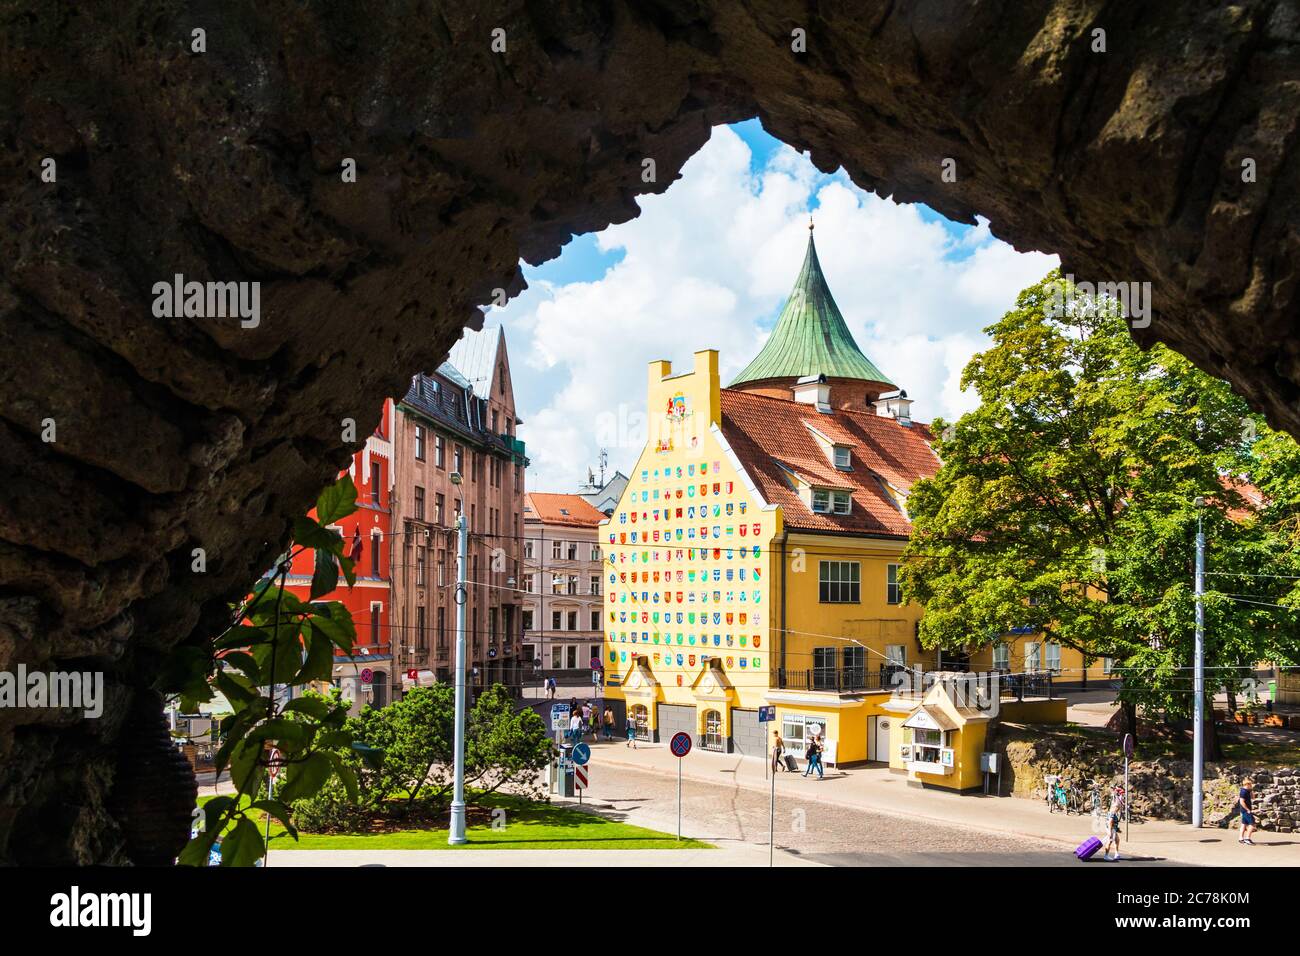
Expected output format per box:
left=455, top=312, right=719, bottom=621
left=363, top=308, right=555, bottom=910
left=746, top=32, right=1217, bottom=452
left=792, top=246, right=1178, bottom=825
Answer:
left=996, top=728, right=1300, bottom=831
left=2, top=1, right=1298, bottom=863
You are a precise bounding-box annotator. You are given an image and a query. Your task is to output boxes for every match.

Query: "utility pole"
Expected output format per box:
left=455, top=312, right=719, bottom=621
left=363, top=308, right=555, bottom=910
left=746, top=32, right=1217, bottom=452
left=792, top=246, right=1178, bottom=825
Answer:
left=449, top=508, right=470, bottom=845
left=1192, top=498, right=1206, bottom=828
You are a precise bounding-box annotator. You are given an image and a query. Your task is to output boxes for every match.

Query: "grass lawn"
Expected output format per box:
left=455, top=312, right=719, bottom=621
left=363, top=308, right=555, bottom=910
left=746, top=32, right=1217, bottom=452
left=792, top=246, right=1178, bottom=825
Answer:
left=199, top=792, right=712, bottom=851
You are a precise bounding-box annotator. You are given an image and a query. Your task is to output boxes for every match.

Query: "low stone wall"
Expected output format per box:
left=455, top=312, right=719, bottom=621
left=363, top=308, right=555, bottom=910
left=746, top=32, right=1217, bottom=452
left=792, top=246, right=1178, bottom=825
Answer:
left=993, top=725, right=1299, bottom=832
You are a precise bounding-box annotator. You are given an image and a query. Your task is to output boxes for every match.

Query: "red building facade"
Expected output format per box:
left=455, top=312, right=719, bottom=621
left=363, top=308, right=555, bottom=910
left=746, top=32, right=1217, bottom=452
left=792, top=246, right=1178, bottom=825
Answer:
left=284, top=398, right=396, bottom=710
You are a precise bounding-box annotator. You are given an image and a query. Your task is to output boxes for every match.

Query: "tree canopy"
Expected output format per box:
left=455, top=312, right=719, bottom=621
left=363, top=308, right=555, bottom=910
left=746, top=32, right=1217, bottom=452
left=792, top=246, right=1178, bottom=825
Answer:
left=900, top=272, right=1300, bottom=722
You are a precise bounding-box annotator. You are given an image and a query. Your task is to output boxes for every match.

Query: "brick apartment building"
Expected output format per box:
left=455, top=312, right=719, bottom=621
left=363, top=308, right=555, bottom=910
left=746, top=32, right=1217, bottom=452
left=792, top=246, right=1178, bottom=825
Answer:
left=521, top=493, right=608, bottom=689
left=390, top=326, right=529, bottom=697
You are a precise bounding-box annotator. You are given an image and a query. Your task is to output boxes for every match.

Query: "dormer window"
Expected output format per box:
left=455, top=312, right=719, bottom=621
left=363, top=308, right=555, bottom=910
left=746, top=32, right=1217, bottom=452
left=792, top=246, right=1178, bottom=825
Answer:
left=812, top=489, right=852, bottom=515
left=833, top=446, right=851, bottom=470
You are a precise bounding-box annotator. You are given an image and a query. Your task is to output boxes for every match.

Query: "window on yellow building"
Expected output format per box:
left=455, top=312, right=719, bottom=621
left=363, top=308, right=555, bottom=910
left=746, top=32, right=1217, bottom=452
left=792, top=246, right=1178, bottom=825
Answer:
left=886, top=563, right=902, bottom=604
left=819, top=561, right=860, bottom=603
left=993, top=642, right=1010, bottom=671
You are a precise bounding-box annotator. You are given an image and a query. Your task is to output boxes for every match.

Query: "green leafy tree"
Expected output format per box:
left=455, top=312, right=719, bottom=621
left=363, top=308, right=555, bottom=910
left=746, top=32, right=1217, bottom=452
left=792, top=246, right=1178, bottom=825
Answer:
left=900, top=272, right=1300, bottom=753
left=465, top=684, right=553, bottom=803
left=163, top=475, right=378, bottom=865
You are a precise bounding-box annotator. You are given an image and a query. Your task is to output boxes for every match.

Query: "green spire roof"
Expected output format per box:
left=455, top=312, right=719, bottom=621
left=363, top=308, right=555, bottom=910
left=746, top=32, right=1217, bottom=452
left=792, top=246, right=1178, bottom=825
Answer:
left=731, top=228, right=893, bottom=387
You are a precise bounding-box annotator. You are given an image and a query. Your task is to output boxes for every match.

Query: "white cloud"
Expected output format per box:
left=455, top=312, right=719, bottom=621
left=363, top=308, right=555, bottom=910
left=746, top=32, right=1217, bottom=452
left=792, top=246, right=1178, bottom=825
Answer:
left=486, top=125, right=1058, bottom=491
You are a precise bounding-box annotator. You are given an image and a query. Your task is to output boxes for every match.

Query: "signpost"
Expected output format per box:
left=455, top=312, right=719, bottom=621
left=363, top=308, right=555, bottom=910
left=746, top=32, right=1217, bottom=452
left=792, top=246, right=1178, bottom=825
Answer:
left=574, top=763, right=588, bottom=803
left=1123, top=732, right=1134, bottom=839
left=758, top=706, right=777, bottom=865
left=670, top=731, right=692, bottom=840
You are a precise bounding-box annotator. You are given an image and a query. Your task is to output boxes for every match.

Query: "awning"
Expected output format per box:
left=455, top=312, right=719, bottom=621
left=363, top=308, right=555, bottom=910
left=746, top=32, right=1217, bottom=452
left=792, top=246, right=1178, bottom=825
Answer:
left=903, top=705, right=959, bottom=732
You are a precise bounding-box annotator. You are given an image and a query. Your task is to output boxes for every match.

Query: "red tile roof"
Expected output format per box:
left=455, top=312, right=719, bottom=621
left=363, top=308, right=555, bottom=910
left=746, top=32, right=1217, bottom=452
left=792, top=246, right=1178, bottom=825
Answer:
left=719, top=389, right=941, bottom=537
left=524, top=492, right=608, bottom=528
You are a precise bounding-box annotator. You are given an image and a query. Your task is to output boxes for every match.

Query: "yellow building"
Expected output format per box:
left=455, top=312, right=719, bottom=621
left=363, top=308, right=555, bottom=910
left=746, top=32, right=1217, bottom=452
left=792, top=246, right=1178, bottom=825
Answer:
left=602, top=226, right=1063, bottom=786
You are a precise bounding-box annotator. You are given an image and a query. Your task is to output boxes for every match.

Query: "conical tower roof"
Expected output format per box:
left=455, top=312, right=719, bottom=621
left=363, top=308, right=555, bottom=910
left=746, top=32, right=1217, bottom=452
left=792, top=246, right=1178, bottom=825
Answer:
left=731, top=226, right=892, bottom=388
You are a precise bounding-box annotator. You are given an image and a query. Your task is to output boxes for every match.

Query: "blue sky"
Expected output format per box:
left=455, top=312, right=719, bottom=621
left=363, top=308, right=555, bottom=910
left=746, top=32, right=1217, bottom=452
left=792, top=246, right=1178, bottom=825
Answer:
left=480, top=120, right=1057, bottom=491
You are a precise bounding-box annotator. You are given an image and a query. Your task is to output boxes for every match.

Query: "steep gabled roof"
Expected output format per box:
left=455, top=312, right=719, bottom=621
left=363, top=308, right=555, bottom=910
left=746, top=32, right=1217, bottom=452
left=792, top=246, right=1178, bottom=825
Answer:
left=719, top=388, right=939, bottom=536
left=731, top=228, right=893, bottom=388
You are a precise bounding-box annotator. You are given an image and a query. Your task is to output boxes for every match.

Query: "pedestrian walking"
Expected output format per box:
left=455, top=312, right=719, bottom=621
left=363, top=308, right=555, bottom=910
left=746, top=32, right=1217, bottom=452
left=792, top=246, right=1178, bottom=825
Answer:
left=1102, top=785, right=1125, bottom=860
left=1238, top=778, right=1258, bottom=845
left=546, top=676, right=557, bottom=700
left=625, top=713, right=638, bottom=748
left=772, top=731, right=786, bottom=773
left=603, top=706, right=615, bottom=741
left=802, top=735, right=824, bottom=779
left=568, top=711, right=582, bottom=743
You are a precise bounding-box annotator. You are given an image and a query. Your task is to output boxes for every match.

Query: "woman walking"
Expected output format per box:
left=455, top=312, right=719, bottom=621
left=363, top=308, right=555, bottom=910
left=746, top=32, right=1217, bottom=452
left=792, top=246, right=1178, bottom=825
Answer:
left=1103, top=785, right=1125, bottom=861
left=802, top=735, right=824, bottom=780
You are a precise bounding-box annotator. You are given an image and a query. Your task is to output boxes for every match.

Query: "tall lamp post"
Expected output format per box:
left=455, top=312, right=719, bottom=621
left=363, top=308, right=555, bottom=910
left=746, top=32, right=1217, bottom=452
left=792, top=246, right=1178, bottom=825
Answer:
left=449, top=477, right=470, bottom=845
left=1192, top=496, right=1206, bottom=828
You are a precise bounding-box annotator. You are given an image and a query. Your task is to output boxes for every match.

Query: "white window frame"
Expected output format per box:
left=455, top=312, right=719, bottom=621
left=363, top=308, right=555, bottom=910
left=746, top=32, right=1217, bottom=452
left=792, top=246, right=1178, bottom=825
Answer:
left=818, top=560, right=860, bottom=603
left=831, top=490, right=852, bottom=515
left=1045, top=641, right=1062, bottom=674
left=833, top=446, right=851, bottom=470
left=993, top=642, right=1010, bottom=671
left=812, top=489, right=831, bottom=513
left=1025, top=641, right=1041, bottom=672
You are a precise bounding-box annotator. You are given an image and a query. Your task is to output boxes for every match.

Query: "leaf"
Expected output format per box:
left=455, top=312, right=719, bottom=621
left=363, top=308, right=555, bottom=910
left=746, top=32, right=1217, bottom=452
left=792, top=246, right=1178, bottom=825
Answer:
left=251, top=799, right=299, bottom=840
left=338, top=553, right=357, bottom=588
left=309, top=547, right=340, bottom=600
left=294, top=625, right=336, bottom=684
left=221, top=651, right=261, bottom=684
left=315, top=474, right=359, bottom=526
left=309, top=605, right=355, bottom=654
left=252, top=629, right=306, bottom=685
left=330, top=754, right=359, bottom=803
left=292, top=515, right=344, bottom=554
left=277, top=751, right=334, bottom=804
left=178, top=829, right=219, bottom=867
left=220, top=816, right=265, bottom=868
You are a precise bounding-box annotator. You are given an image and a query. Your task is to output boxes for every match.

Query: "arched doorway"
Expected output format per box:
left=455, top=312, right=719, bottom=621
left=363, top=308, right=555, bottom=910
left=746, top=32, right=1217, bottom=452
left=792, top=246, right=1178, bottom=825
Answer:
left=701, top=709, right=724, bottom=752
left=630, top=704, right=650, bottom=742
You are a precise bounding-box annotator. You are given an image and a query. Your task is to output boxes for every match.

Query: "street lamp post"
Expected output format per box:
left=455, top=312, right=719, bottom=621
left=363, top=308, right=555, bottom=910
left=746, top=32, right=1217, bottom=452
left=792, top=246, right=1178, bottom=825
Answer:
left=449, top=500, right=470, bottom=845
left=1192, top=498, right=1206, bottom=828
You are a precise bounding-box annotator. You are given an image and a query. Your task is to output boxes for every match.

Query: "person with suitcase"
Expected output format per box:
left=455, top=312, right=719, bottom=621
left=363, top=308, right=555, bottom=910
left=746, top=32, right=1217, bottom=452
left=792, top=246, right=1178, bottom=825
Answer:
left=1102, top=785, right=1125, bottom=860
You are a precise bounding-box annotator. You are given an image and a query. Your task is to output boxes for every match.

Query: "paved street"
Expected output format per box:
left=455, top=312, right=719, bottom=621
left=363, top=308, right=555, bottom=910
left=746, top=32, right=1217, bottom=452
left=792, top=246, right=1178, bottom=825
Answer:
left=565, top=762, right=1164, bottom=866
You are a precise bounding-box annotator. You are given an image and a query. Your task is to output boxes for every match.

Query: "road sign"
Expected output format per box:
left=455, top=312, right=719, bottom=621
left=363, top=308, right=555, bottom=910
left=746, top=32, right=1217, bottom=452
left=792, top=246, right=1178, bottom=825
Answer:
left=758, top=705, right=776, bottom=723
left=549, top=703, right=570, bottom=731
left=574, top=764, right=589, bottom=790
left=572, top=742, right=591, bottom=766
left=591, top=669, right=602, bottom=685
left=670, top=731, right=692, bottom=757
left=359, top=667, right=373, bottom=684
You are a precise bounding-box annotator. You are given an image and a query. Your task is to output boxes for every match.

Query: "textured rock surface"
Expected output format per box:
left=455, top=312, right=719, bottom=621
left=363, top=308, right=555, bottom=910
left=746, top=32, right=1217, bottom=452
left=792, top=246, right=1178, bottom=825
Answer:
left=996, top=726, right=1299, bottom=830
left=1, top=2, right=1298, bottom=862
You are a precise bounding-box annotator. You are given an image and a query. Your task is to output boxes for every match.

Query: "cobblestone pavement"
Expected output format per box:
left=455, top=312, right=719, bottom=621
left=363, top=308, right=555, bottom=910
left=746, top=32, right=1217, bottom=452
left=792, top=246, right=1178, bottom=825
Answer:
left=572, top=764, right=1176, bottom=866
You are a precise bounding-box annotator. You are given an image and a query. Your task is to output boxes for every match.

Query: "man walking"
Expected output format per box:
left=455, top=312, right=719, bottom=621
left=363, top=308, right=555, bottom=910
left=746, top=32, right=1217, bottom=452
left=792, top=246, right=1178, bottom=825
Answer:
left=1238, top=778, right=1258, bottom=845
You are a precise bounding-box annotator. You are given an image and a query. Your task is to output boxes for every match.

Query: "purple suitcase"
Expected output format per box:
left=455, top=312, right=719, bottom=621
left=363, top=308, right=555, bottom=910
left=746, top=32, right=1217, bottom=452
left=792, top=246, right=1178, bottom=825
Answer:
left=1075, top=836, right=1103, bottom=861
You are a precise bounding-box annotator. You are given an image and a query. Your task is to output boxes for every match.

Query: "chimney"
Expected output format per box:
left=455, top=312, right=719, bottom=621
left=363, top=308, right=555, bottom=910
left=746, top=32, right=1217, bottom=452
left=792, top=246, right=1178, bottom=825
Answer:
left=792, top=374, right=832, bottom=413
left=873, top=388, right=913, bottom=426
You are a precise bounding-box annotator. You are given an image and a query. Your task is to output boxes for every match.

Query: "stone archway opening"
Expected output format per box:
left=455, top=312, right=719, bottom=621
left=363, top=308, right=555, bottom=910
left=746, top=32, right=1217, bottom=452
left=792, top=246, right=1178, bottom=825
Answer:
left=3, top=2, right=1297, bottom=864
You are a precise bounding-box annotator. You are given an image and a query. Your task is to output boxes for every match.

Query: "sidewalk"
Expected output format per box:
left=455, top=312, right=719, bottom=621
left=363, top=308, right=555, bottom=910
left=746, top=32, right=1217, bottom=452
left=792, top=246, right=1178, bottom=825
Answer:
left=586, top=740, right=1299, bottom=867
left=268, top=841, right=820, bottom=867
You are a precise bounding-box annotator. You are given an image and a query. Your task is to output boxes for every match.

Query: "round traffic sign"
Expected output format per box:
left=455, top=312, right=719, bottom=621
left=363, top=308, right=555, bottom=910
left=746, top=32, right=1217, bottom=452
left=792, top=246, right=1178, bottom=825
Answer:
left=572, top=742, right=591, bottom=766
left=359, top=667, right=374, bottom=683
left=670, top=731, right=692, bottom=757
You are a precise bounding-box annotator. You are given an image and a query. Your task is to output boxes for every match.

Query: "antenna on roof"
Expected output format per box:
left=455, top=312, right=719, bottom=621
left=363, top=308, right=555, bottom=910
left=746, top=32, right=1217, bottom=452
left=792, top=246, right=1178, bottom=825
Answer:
left=598, top=448, right=608, bottom=486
